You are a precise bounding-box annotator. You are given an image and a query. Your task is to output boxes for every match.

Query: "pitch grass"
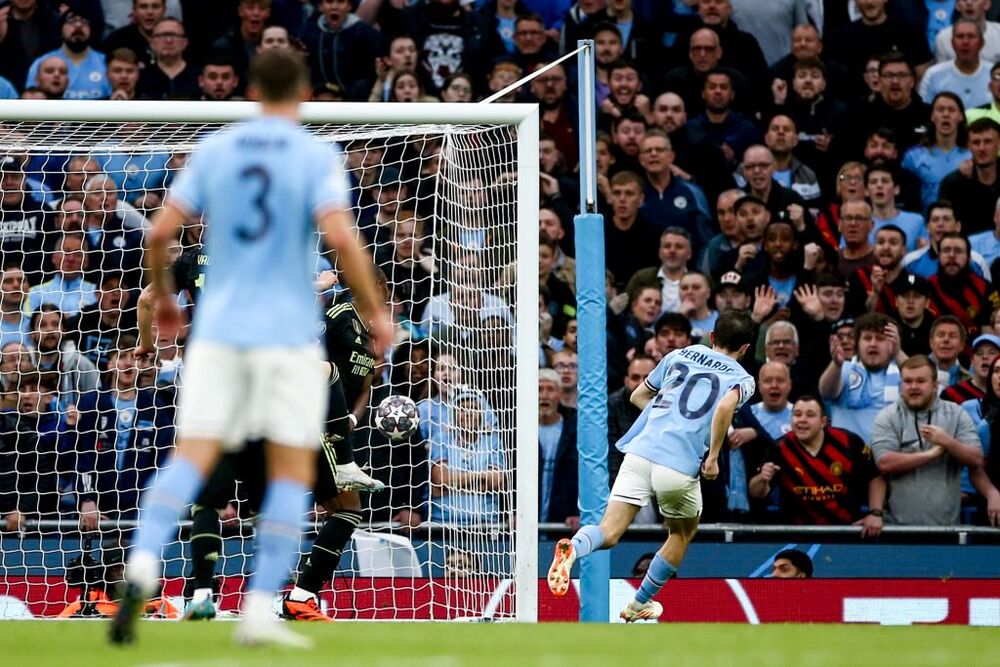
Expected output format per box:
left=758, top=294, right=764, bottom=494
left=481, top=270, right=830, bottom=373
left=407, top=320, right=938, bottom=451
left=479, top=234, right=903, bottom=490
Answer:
left=2, top=621, right=996, bottom=667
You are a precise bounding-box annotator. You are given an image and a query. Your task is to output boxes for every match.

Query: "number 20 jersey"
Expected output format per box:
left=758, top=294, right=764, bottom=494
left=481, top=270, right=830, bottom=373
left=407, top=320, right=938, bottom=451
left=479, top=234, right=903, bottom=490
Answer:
left=616, top=344, right=756, bottom=477
left=168, top=116, right=351, bottom=347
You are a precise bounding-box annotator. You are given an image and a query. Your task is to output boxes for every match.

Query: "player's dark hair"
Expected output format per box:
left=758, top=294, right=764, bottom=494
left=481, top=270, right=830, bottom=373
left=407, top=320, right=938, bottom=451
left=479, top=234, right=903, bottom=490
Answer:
left=774, top=548, right=814, bottom=577
left=248, top=49, right=308, bottom=103
left=712, top=309, right=755, bottom=352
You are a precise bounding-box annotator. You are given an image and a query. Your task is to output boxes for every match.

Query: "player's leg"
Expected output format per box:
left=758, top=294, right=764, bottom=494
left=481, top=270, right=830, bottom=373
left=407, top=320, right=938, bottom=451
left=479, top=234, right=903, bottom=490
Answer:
left=234, top=345, right=325, bottom=649
left=110, top=437, right=223, bottom=644
left=326, top=371, right=382, bottom=491
left=283, top=489, right=361, bottom=621
left=620, top=463, right=702, bottom=623
left=547, top=454, right=650, bottom=596
left=183, top=454, right=241, bottom=620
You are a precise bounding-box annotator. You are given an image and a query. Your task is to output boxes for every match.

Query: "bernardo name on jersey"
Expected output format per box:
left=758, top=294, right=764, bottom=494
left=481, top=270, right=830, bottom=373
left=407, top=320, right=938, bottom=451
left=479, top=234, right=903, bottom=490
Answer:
left=616, top=344, right=756, bottom=477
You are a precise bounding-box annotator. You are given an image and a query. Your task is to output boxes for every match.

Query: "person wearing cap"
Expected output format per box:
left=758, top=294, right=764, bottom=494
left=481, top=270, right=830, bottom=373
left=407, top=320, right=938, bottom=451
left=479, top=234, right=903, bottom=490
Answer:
left=770, top=548, right=814, bottom=578
left=625, top=227, right=692, bottom=316
left=929, top=233, right=1000, bottom=340
left=944, top=333, right=1000, bottom=404
left=895, top=272, right=935, bottom=356
left=928, top=315, right=973, bottom=393
left=24, top=8, right=111, bottom=100
left=902, top=200, right=991, bottom=278
left=0, top=155, right=46, bottom=281
left=871, top=354, right=1000, bottom=526
left=717, top=192, right=769, bottom=277
left=537, top=368, right=579, bottom=529
left=715, top=270, right=752, bottom=312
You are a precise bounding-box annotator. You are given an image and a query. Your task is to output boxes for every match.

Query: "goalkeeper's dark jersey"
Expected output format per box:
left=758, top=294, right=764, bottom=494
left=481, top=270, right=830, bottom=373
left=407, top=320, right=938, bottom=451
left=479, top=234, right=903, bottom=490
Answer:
left=171, top=246, right=209, bottom=303
left=323, top=299, right=375, bottom=406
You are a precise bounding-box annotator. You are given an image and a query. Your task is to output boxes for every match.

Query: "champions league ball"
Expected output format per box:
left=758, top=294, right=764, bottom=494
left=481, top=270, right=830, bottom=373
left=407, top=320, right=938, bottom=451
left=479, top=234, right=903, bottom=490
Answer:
left=375, top=394, right=420, bottom=441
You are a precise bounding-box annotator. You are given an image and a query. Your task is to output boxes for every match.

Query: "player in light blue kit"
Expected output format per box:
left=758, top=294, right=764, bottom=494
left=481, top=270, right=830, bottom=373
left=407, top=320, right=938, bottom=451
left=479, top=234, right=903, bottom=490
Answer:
left=547, top=310, right=756, bottom=622
left=110, top=49, right=392, bottom=648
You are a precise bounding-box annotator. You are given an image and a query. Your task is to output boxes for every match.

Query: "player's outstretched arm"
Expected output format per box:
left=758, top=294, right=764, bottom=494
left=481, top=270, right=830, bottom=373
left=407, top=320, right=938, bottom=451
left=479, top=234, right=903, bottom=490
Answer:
left=703, top=387, right=741, bottom=479
left=318, top=208, right=392, bottom=355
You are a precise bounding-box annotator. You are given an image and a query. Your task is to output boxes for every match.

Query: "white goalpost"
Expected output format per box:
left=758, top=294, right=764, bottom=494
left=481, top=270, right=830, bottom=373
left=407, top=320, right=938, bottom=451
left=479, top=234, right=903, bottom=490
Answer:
left=0, top=100, right=538, bottom=622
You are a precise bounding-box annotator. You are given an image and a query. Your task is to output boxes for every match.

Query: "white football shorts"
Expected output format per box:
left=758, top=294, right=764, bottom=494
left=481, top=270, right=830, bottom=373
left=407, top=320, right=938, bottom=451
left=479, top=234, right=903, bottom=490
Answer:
left=609, top=453, right=702, bottom=519
left=176, top=341, right=327, bottom=450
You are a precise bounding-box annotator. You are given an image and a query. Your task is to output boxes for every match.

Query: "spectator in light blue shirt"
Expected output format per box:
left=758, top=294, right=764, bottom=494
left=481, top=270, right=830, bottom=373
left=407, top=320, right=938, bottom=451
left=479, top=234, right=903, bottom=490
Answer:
left=865, top=164, right=929, bottom=252
left=751, top=361, right=794, bottom=441
left=428, top=390, right=506, bottom=526
left=902, top=92, right=972, bottom=209
left=26, top=232, right=97, bottom=317
left=0, top=76, right=16, bottom=100
left=25, top=10, right=111, bottom=101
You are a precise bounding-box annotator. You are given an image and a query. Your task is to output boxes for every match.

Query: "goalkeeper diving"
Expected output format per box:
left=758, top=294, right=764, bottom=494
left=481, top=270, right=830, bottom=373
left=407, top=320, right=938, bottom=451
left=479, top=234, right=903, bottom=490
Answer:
left=547, top=310, right=756, bottom=621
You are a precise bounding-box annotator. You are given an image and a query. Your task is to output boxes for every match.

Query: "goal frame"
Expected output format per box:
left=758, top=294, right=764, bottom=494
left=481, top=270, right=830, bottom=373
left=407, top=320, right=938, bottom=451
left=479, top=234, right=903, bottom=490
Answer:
left=0, top=99, right=540, bottom=623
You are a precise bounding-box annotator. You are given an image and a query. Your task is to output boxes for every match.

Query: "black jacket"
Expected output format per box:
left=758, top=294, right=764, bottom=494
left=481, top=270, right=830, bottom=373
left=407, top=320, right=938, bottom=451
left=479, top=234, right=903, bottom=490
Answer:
left=540, top=408, right=579, bottom=524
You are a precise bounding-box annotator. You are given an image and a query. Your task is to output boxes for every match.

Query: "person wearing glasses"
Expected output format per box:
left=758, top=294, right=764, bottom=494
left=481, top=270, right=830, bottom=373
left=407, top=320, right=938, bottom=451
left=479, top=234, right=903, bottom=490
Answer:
left=137, top=16, right=199, bottom=100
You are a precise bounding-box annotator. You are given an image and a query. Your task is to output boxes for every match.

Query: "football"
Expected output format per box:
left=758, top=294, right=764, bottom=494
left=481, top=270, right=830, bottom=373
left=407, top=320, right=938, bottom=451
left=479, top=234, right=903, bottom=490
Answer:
left=375, top=394, right=420, bottom=441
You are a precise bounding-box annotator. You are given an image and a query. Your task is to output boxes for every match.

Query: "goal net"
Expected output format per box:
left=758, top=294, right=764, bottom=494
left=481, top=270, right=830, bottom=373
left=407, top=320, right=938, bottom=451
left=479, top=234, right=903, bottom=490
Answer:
left=0, top=101, right=538, bottom=622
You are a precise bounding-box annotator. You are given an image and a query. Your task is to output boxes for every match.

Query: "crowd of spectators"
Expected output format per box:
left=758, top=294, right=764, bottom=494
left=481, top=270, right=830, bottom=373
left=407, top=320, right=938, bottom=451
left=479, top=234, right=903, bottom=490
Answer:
left=1, top=0, right=1000, bottom=554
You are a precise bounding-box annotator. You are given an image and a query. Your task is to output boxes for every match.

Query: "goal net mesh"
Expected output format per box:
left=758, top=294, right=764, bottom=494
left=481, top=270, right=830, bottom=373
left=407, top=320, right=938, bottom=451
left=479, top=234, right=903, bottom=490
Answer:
left=0, top=117, right=523, bottom=621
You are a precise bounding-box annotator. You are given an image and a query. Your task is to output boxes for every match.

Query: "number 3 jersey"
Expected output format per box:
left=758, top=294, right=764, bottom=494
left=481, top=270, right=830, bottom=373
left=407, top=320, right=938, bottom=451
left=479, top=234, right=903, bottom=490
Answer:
left=167, top=115, right=351, bottom=347
left=616, top=344, right=756, bottom=477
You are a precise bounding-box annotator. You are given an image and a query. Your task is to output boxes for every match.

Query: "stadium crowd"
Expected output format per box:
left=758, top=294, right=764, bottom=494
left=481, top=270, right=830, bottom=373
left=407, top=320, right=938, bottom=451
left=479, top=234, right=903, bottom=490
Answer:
left=1, top=0, right=1000, bottom=564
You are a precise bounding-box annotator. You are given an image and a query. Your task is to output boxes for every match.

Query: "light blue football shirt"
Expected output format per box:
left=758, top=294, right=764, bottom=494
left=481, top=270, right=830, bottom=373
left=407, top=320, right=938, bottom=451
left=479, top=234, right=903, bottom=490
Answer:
left=616, top=345, right=756, bottom=476
left=168, top=116, right=350, bottom=346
